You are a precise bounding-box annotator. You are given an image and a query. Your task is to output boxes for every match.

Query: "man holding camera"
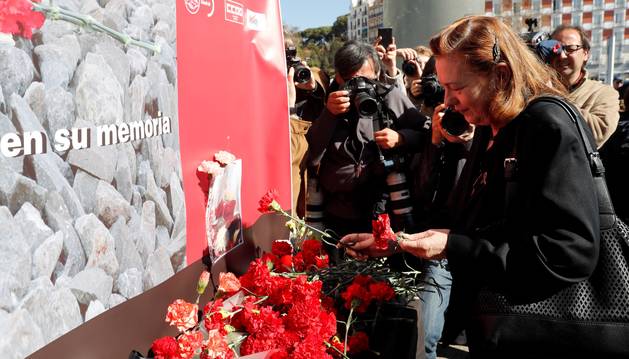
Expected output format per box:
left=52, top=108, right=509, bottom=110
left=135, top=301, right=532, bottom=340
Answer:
left=307, top=40, right=427, bottom=237
left=549, top=24, right=619, bottom=148
left=397, top=46, right=433, bottom=113
left=285, top=39, right=329, bottom=217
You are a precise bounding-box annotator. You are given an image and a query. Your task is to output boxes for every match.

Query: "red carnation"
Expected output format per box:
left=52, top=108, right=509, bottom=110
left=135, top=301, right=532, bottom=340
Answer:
left=348, top=331, right=369, bottom=354
left=0, top=0, right=45, bottom=39
left=177, top=330, right=204, bottom=359
left=272, top=240, right=293, bottom=257
left=258, top=189, right=280, bottom=213
left=278, top=254, right=293, bottom=272
left=372, top=214, right=396, bottom=250
left=165, top=299, right=198, bottom=332
left=218, top=272, right=241, bottom=294
left=301, top=239, right=323, bottom=268
left=369, top=281, right=395, bottom=303
left=151, top=336, right=179, bottom=359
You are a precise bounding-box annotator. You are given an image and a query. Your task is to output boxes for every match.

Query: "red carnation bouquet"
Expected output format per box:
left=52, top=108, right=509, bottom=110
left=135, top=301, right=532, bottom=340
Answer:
left=134, top=191, right=423, bottom=359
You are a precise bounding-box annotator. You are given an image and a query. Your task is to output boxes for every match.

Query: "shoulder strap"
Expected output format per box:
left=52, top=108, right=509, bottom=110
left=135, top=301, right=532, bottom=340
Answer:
left=527, top=96, right=617, bottom=229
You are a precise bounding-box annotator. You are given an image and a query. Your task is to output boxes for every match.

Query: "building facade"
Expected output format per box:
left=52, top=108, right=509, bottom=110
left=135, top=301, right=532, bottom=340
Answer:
left=485, top=0, right=629, bottom=78
left=348, top=0, right=384, bottom=43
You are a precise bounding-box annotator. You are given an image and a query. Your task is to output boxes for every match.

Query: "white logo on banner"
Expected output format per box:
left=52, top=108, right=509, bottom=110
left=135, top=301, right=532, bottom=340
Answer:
left=225, top=0, right=244, bottom=24
left=184, top=0, right=200, bottom=14
left=246, top=9, right=267, bottom=31
left=185, top=0, right=215, bottom=17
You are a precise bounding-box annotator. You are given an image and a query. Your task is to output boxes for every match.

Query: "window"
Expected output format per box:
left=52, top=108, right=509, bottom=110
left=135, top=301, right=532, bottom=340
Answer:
left=494, top=1, right=502, bottom=14
left=514, top=2, right=521, bottom=14
left=553, top=0, right=561, bottom=11
left=593, top=10, right=603, bottom=27
left=615, top=28, right=625, bottom=43
left=572, top=0, right=583, bottom=10
left=553, top=13, right=562, bottom=27
left=573, top=12, right=583, bottom=26
left=594, top=0, right=604, bottom=8
left=592, top=28, right=603, bottom=45
left=533, top=0, right=541, bottom=12
left=615, top=0, right=624, bottom=7
left=615, top=9, right=625, bottom=25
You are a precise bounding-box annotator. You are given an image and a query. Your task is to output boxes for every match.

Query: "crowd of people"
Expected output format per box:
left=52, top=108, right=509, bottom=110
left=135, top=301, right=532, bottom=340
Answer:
left=285, top=15, right=627, bottom=358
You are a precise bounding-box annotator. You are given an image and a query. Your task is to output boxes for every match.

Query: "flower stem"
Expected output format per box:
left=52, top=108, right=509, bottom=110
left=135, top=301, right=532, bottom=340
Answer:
left=30, top=1, right=161, bottom=54
left=324, top=340, right=351, bottom=359
left=277, top=208, right=338, bottom=246
left=343, top=306, right=355, bottom=356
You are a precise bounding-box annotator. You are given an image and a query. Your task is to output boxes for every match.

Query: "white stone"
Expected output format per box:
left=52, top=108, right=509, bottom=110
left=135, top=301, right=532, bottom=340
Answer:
left=32, top=231, right=64, bottom=280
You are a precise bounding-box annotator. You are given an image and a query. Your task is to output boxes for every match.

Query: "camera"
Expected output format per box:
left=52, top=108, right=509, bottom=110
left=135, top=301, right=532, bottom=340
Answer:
left=417, top=71, right=469, bottom=136
left=420, top=74, right=445, bottom=108
left=441, top=108, right=469, bottom=136
left=518, top=17, right=562, bottom=64
left=285, top=46, right=311, bottom=84
left=342, top=76, right=382, bottom=117
left=402, top=60, right=418, bottom=77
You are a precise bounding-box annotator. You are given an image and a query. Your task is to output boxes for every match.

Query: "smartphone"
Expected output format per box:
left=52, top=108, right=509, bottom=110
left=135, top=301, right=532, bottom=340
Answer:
left=378, top=27, right=393, bottom=49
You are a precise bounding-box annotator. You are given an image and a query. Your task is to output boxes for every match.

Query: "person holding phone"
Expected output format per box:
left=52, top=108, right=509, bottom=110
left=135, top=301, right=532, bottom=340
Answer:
left=375, top=27, right=405, bottom=88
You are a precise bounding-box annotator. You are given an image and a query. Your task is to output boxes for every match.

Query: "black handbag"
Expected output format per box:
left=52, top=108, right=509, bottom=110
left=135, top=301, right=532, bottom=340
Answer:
left=472, top=96, right=629, bottom=357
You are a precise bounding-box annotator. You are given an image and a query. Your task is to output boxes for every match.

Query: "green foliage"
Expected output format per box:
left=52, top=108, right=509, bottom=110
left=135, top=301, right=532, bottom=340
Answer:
left=283, top=14, right=349, bottom=77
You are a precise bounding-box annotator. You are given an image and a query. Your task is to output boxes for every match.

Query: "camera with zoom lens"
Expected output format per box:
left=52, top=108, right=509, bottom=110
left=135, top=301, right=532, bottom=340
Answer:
left=441, top=108, right=469, bottom=136
left=285, top=46, right=312, bottom=84
left=342, top=76, right=382, bottom=117
left=402, top=60, right=418, bottom=77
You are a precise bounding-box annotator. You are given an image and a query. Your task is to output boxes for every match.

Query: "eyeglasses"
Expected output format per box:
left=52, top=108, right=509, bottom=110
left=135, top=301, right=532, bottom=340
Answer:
left=561, top=44, right=584, bottom=54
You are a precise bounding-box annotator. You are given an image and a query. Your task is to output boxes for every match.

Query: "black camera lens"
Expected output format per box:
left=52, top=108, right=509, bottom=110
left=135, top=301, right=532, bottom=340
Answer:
left=293, top=64, right=311, bottom=84
left=402, top=61, right=418, bottom=77
left=441, top=108, right=469, bottom=136
left=354, top=92, right=379, bottom=116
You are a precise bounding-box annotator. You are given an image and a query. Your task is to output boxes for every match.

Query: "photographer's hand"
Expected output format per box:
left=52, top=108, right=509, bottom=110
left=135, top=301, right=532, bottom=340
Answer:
left=374, top=128, right=403, bottom=149
left=287, top=67, right=297, bottom=107
left=326, top=90, right=351, bottom=115
left=396, top=48, right=418, bottom=61
left=375, top=37, right=398, bottom=77
left=409, top=78, right=423, bottom=98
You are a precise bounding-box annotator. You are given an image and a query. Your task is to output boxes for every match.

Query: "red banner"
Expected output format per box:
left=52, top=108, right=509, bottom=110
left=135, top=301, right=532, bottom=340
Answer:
left=177, top=0, right=291, bottom=262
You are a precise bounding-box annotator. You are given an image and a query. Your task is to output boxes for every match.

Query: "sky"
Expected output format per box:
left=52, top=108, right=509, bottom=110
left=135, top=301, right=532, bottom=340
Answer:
left=279, top=0, right=350, bottom=30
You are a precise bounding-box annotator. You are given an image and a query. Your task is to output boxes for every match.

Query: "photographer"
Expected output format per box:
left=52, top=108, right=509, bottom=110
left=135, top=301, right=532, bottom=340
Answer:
left=397, top=46, right=433, bottom=112
left=285, top=38, right=330, bottom=217
left=307, top=40, right=427, bottom=237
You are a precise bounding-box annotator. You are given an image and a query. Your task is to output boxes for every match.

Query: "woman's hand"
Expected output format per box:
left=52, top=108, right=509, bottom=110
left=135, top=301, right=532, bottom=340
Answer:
left=338, top=233, right=395, bottom=260
left=398, top=229, right=449, bottom=260
left=431, top=104, right=475, bottom=145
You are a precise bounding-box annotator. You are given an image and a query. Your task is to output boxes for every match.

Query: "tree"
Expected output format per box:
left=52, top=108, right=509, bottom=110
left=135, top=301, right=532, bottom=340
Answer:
left=301, top=26, right=332, bottom=45
left=331, top=15, right=348, bottom=41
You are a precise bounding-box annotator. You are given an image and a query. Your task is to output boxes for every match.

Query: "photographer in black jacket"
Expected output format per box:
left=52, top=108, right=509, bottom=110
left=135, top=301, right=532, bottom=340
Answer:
left=307, top=40, right=427, bottom=237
